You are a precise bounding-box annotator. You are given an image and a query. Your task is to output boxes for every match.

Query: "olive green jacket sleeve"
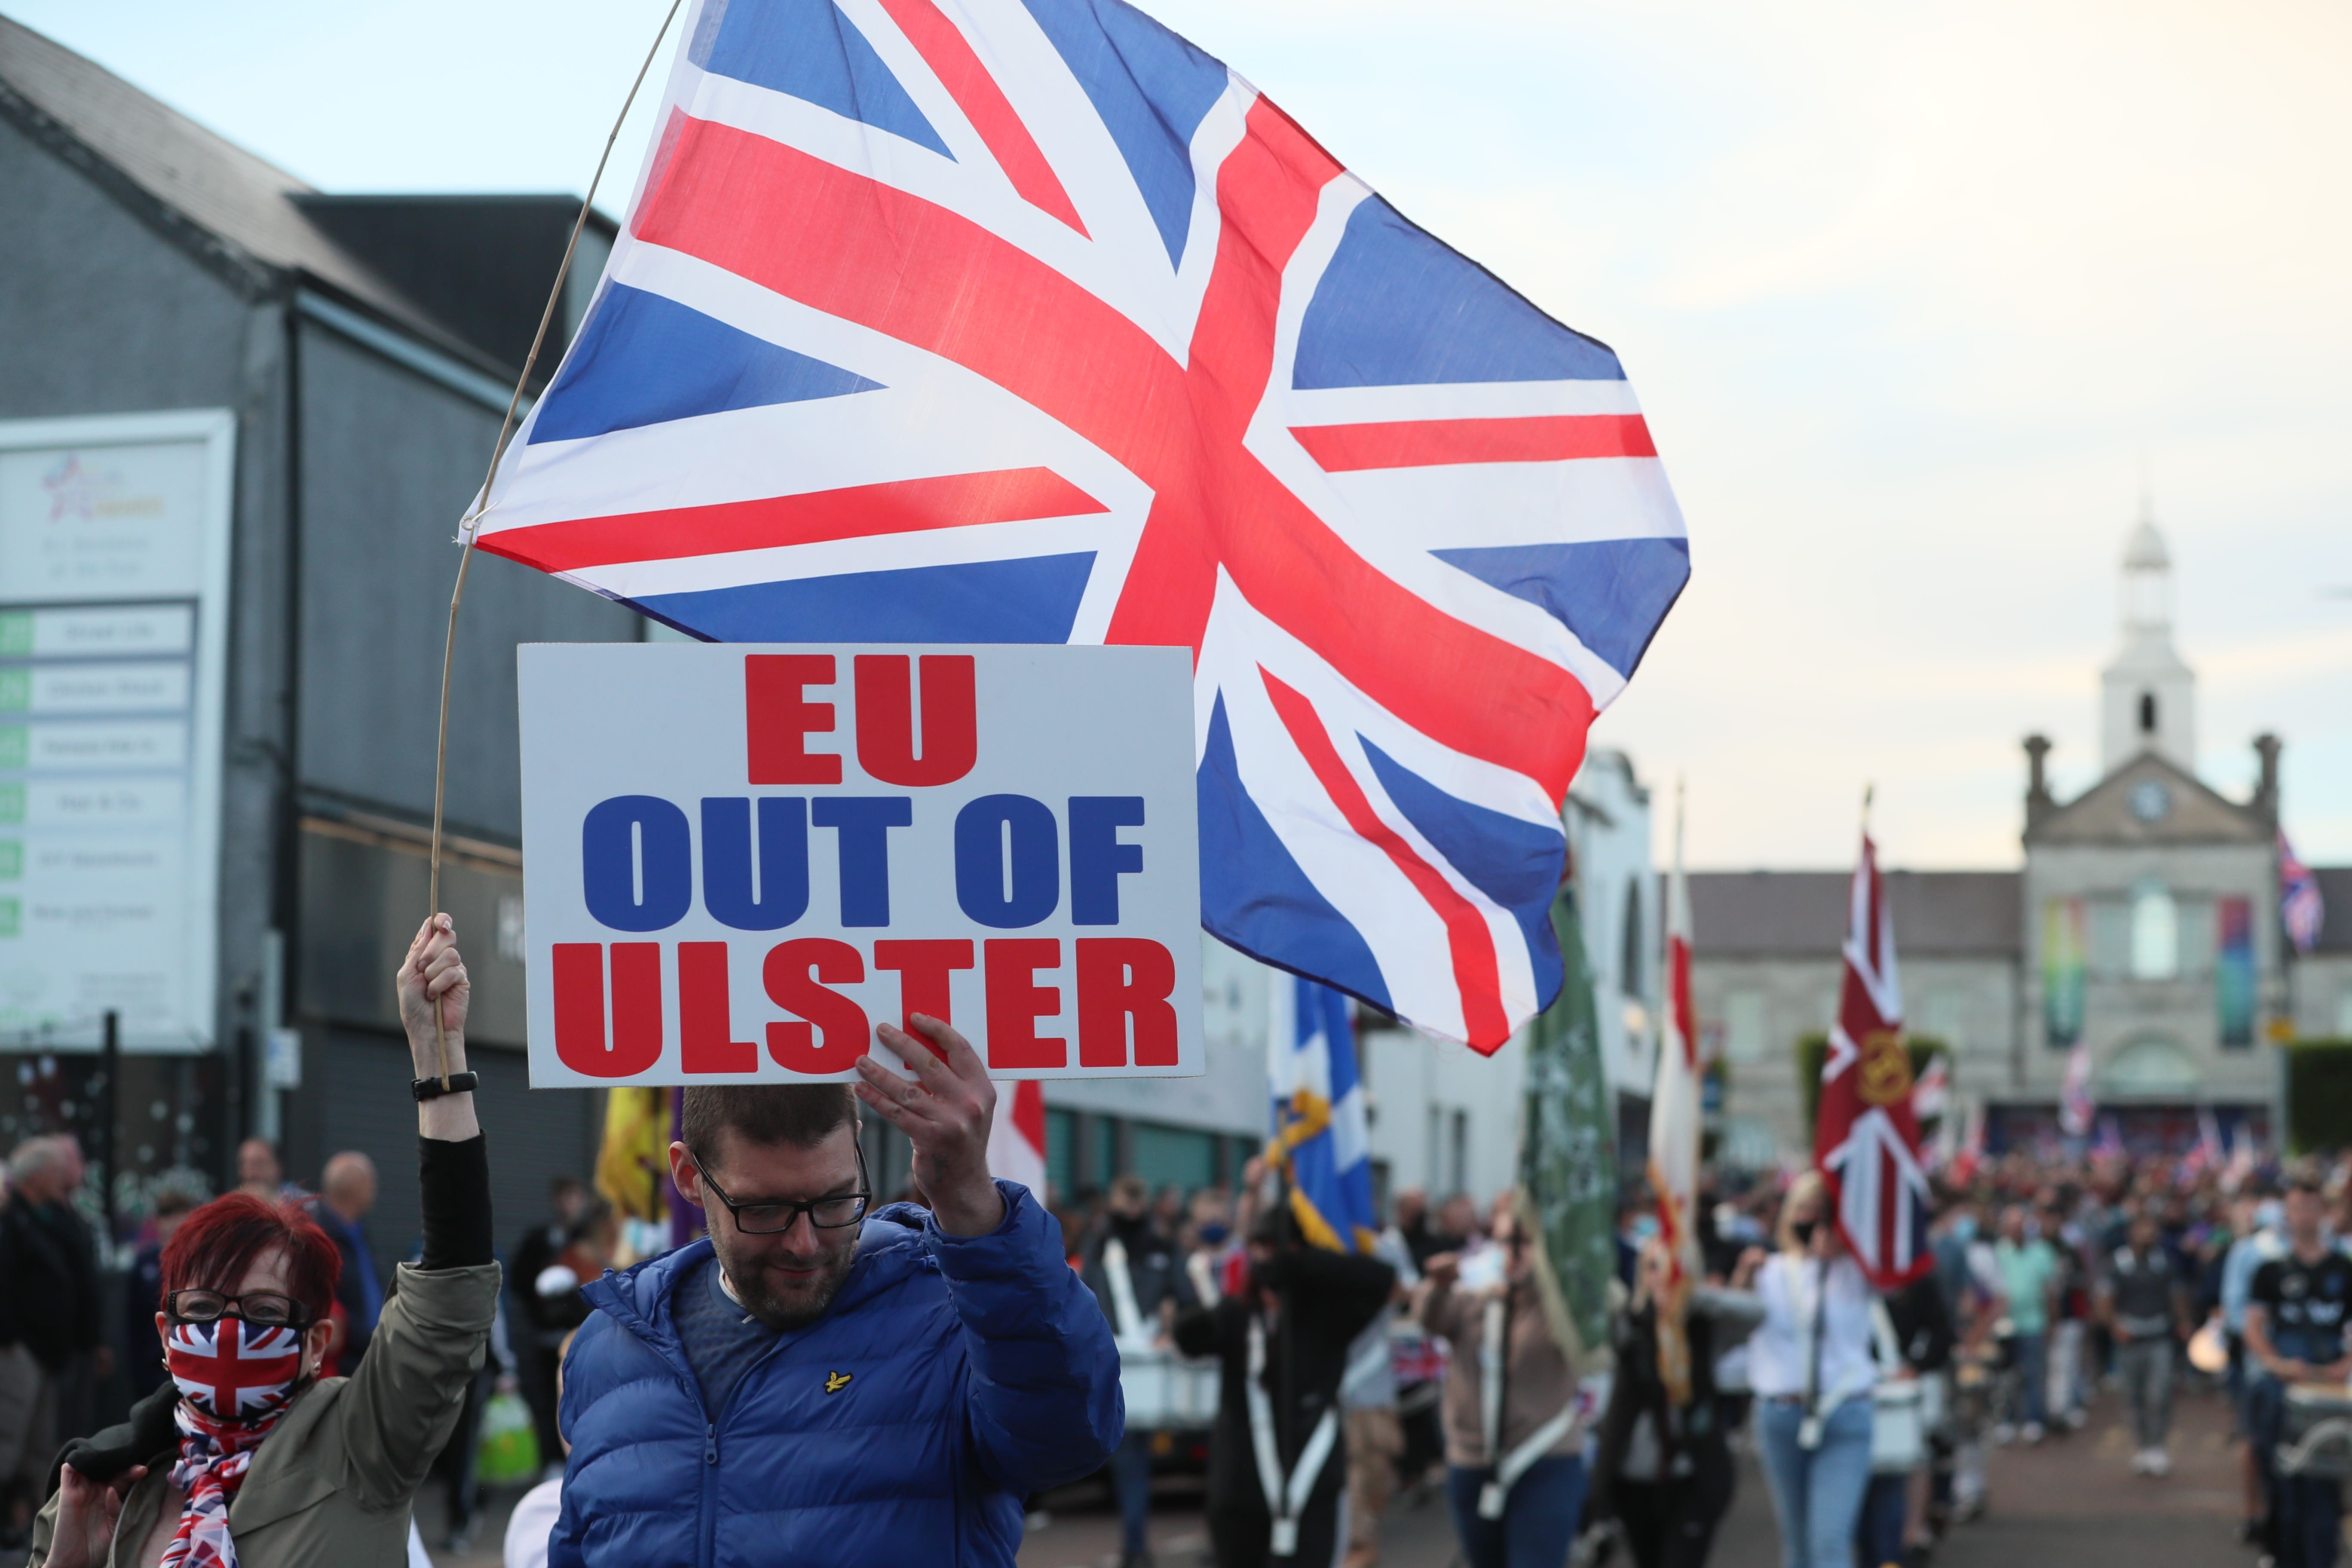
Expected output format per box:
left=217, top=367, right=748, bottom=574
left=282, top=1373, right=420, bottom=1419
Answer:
left=331, top=1261, right=502, bottom=1511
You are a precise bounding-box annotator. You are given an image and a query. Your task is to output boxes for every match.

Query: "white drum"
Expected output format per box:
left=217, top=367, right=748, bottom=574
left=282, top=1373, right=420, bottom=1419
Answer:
left=1120, top=1346, right=1220, bottom=1432
left=1871, top=1379, right=1926, bottom=1475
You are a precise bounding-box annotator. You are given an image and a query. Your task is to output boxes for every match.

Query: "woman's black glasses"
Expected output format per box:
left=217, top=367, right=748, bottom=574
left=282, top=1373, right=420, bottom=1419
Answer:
left=166, top=1289, right=312, bottom=1329
left=689, top=1144, right=872, bottom=1235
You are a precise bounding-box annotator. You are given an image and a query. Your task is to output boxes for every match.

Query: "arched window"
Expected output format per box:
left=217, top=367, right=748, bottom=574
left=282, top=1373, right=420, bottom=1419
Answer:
left=2138, top=691, right=2158, bottom=734
left=2129, top=879, right=2177, bottom=980
left=1620, top=878, right=1644, bottom=997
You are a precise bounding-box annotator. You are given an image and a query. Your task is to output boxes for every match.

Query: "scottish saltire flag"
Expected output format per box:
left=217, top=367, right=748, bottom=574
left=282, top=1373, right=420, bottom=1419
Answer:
left=2282, top=831, right=2325, bottom=954
left=469, top=0, right=1689, bottom=1050
left=1268, top=976, right=1374, bottom=1253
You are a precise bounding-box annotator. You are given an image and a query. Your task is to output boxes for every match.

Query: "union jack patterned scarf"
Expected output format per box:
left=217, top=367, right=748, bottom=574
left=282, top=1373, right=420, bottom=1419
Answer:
left=159, top=1320, right=304, bottom=1568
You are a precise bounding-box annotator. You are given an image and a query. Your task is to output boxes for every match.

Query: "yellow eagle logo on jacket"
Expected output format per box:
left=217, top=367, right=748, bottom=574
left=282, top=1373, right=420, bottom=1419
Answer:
left=824, top=1371, right=853, bottom=1395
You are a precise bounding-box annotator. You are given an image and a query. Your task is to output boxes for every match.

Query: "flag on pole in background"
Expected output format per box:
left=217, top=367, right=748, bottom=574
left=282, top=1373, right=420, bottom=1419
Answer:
left=1949, top=1102, right=1984, bottom=1187
left=1647, top=788, right=1701, bottom=1400
left=1815, top=824, right=1931, bottom=1291
left=2282, top=832, right=2326, bottom=955
left=1911, top=1053, right=1949, bottom=1124
left=467, top=0, right=1688, bottom=1052
left=2059, top=1038, right=2095, bottom=1139
left=596, top=1084, right=673, bottom=1225
left=1517, top=873, right=1617, bottom=1374
left=988, top=1081, right=1049, bottom=1198
left=2094, top=1114, right=2124, bottom=1159
left=1268, top=976, right=1375, bottom=1252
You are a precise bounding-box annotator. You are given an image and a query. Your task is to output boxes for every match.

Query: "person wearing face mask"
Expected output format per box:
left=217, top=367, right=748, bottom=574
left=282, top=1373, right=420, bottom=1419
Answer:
left=1732, top=1172, right=1875, bottom=1568
left=1418, top=1200, right=1586, bottom=1568
left=1588, top=1235, right=1736, bottom=1568
left=1173, top=1206, right=1395, bottom=1568
left=550, top=1013, right=1120, bottom=1568
left=1082, top=1174, right=1198, bottom=1568
left=30, top=913, right=499, bottom=1568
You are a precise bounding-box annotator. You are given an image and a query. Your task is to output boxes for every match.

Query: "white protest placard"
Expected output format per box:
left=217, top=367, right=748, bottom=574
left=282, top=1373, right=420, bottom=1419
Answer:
left=518, top=643, right=1202, bottom=1084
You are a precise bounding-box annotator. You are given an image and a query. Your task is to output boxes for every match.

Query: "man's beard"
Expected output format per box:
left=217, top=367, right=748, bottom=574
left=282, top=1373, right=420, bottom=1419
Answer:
left=711, top=1230, right=858, bottom=1330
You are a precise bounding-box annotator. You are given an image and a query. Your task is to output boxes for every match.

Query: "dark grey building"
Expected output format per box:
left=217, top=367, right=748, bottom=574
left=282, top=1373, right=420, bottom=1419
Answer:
left=0, top=15, right=640, bottom=1259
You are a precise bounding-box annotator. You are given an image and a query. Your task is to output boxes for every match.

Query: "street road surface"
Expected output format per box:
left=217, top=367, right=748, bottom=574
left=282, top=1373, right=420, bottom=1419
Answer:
left=1012, top=1384, right=2248, bottom=1568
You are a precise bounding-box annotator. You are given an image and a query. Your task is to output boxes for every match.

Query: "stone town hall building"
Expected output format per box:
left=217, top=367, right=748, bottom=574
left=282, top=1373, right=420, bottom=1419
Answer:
left=1692, top=521, right=2352, bottom=1164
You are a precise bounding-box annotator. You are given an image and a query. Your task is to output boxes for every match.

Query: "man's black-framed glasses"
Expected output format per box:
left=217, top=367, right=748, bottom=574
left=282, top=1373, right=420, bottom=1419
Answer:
left=689, top=1143, right=871, bottom=1234
left=165, top=1289, right=312, bottom=1329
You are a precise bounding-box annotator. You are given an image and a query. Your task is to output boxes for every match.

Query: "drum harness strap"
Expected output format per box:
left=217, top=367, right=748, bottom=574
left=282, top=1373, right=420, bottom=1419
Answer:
left=1247, top=1313, right=1339, bottom=1556
left=1477, top=1289, right=1577, bottom=1519
left=1103, top=1237, right=1148, bottom=1344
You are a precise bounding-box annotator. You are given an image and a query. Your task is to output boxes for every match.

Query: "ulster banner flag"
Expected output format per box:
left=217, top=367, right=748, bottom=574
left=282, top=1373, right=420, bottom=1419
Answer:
left=1814, top=829, right=1931, bottom=1289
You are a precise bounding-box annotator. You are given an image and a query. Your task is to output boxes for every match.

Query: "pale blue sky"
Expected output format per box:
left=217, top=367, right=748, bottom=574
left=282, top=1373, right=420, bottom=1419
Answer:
left=12, top=0, right=2350, bottom=869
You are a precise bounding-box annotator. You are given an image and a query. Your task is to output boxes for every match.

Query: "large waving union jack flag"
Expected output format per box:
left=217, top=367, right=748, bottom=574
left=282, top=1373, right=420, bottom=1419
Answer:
left=472, top=0, right=1689, bottom=1050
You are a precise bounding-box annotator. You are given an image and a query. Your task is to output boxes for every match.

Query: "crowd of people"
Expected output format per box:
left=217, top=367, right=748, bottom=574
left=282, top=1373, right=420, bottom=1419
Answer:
left=1036, top=1137, right=2352, bottom=1568
left=5, top=921, right=2351, bottom=1568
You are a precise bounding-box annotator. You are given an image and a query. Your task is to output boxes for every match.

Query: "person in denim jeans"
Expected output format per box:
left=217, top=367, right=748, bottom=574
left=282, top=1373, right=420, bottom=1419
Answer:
left=2245, top=1178, right=2352, bottom=1568
left=1991, top=1206, right=2057, bottom=1442
left=1731, top=1173, right=1876, bottom=1568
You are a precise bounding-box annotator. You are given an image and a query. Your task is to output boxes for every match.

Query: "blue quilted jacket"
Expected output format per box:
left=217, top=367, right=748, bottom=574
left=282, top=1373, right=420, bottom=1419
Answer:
left=549, top=1182, right=1120, bottom=1568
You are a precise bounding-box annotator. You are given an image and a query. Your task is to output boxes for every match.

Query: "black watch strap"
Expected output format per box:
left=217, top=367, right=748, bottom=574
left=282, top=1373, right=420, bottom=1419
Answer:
left=411, top=1070, right=481, bottom=1102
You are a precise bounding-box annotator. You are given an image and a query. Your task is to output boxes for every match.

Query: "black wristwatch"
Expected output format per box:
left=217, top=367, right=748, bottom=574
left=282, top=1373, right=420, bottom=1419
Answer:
left=410, top=1071, right=480, bottom=1102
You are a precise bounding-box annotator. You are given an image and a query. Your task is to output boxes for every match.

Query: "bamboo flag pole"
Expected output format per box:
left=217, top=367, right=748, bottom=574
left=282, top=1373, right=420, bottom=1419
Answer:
left=423, top=0, right=682, bottom=1086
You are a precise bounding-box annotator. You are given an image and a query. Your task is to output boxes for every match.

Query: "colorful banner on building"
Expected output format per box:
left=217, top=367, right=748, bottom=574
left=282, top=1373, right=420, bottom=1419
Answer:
left=2043, top=898, right=2087, bottom=1047
left=2217, top=895, right=2255, bottom=1048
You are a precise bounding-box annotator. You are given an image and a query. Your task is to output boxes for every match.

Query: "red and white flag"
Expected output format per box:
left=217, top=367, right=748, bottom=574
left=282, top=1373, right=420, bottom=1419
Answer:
left=1647, top=787, right=1702, bottom=1401
left=989, top=1081, right=1049, bottom=1200
left=1911, top=1053, right=1949, bottom=1124
left=2059, top=1038, right=2095, bottom=1139
left=1815, top=826, right=1931, bottom=1290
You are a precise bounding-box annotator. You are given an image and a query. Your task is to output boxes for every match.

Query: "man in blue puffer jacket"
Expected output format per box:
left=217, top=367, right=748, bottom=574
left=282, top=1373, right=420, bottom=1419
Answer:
left=551, top=1014, right=1121, bottom=1568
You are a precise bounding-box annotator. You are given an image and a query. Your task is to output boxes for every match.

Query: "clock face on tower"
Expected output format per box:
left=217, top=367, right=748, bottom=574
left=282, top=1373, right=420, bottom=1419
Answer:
left=2129, top=779, right=2173, bottom=823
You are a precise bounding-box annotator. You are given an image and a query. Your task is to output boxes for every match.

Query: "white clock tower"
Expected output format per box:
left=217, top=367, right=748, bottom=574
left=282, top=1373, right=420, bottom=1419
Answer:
left=2099, top=511, right=2198, bottom=776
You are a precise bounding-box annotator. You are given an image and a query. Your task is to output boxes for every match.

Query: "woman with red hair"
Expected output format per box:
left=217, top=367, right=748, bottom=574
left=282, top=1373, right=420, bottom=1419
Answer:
left=29, top=914, right=499, bottom=1568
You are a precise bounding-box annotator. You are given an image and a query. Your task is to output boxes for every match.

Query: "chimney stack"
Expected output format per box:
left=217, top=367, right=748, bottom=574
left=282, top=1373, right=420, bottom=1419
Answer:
left=2024, top=734, right=2054, bottom=833
left=2254, top=733, right=2282, bottom=824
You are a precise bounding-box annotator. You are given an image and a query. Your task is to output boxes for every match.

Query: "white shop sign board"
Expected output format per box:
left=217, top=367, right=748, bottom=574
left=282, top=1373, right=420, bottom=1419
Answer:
left=0, top=410, right=235, bottom=1052
left=518, top=643, right=1203, bottom=1086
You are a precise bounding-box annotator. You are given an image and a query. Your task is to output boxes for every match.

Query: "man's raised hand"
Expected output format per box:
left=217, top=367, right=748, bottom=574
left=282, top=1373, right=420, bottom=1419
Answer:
left=854, top=1015, right=1006, bottom=1238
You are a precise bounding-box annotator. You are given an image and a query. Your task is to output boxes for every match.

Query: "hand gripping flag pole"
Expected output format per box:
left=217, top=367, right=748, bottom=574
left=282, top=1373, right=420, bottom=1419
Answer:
left=420, top=0, right=682, bottom=1087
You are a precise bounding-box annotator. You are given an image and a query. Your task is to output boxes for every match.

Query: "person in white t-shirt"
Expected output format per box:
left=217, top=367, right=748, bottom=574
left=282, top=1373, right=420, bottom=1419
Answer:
left=1731, top=1172, right=1877, bottom=1568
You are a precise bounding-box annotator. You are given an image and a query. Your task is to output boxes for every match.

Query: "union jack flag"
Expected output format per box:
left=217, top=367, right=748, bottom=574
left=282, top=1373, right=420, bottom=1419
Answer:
left=1815, top=830, right=1931, bottom=1289
left=472, top=0, right=1689, bottom=1048
left=2281, top=831, right=2325, bottom=955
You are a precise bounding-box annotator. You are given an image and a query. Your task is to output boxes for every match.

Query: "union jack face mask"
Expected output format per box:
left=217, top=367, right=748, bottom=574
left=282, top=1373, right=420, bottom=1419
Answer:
left=164, top=1317, right=308, bottom=1425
